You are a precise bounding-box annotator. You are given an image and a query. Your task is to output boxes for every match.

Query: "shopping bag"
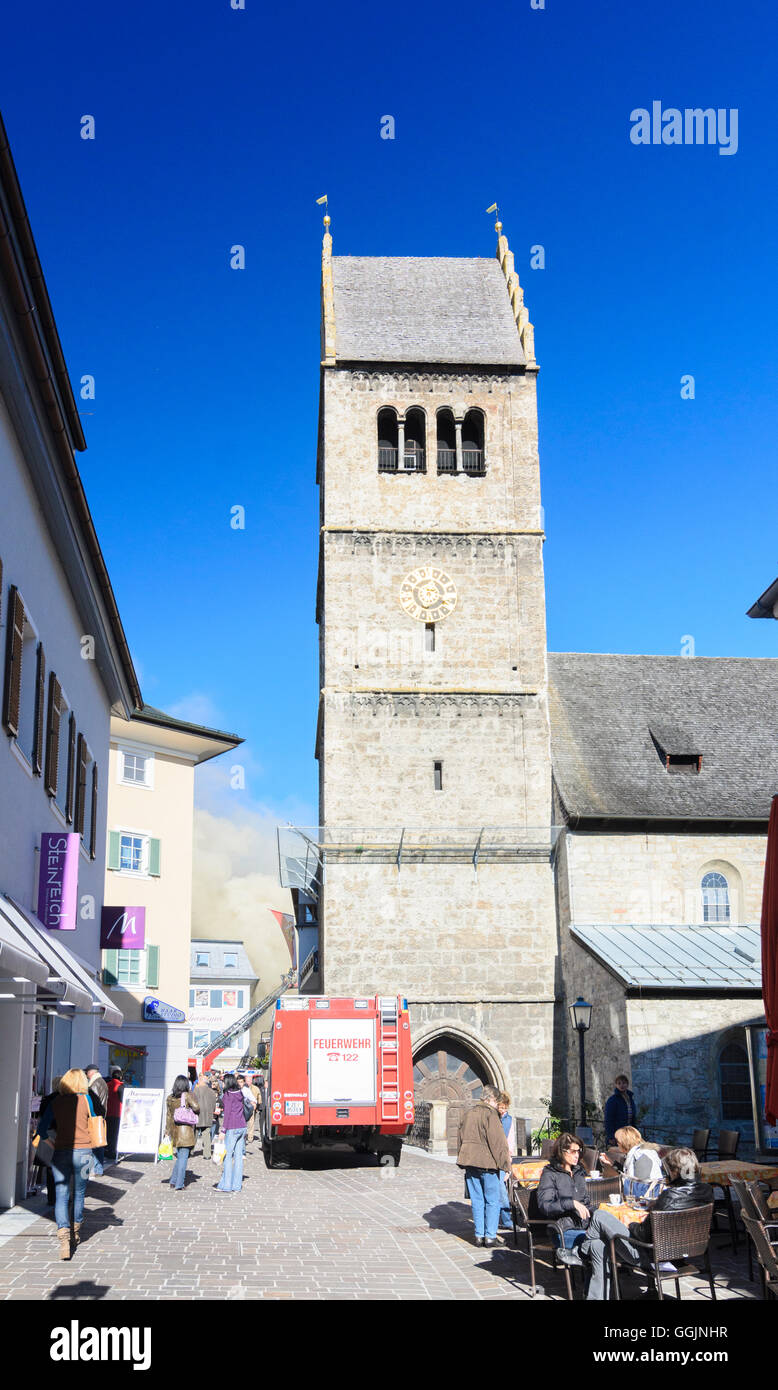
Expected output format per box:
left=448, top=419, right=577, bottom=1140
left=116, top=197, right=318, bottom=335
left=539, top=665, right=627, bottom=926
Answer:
left=212, top=1135, right=226, bottom=1165
left=158, top=1137, right=174, bottom=1161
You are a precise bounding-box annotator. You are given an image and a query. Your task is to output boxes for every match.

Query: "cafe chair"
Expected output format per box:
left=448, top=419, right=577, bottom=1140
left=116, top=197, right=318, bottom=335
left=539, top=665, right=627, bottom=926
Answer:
left=715, top=1129, right=740, bottom=1161
left=730, top=1179, right=760, bottom=1283
left=744, top=1179, right=775, bottom=1226
left=509, top=1181, right=578, bottom=1300
left=691, top=1128, right=711, bottom=1162
left=581, top=1146, right=601, bottom=1174
left=741, top=1214, right=778, bottom=1300
left=539, top=1138, right=556, bottom=1159
left=608, top=1204, right=716, bottom=1301
left=586, top=1173, right=622, bottom=1204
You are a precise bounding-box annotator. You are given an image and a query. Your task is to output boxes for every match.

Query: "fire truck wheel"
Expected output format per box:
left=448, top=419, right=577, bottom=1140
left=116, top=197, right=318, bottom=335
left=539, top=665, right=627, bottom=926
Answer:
left=263, top=1140, right=275, bottom=1170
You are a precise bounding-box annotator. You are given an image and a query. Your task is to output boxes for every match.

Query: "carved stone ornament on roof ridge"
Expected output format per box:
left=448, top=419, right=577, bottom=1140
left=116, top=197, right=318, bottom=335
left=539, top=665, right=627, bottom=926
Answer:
left=337, top=693, right=531, bottom=716
left=340, top=533, right=513, bottom=560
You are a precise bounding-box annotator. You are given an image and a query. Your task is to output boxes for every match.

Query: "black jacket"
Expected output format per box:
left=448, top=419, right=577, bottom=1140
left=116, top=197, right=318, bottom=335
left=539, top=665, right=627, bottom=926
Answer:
left=629, top=1178, right=714, bottom=1243
left=536, top=1161, right=593, bottom=1230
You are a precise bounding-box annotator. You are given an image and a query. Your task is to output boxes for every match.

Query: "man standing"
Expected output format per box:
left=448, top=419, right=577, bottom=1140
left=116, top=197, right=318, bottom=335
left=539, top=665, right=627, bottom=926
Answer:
left=604, top=1073, right=637, bottom=1145
left=85, top=1065, right=108, bottom=1174
left=192, top=1072, right=218, bottom=1160
left=457, top=1085, right=511, bottom=1248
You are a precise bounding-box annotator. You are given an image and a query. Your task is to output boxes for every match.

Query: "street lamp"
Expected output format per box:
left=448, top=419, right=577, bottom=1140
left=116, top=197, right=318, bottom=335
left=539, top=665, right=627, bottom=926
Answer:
left=569, top=996, right=593, bottom=1126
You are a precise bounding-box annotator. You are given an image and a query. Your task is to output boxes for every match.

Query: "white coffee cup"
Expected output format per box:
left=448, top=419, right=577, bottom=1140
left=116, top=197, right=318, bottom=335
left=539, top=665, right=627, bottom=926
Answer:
left=589, top=1169, right=600, bottom=1179
left=608, top=1194, right=620, bottom=1204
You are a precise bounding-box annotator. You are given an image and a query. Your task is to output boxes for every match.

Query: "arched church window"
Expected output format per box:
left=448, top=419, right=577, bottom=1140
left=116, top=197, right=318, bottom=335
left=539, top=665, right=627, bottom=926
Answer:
left=718, top=1041, right=750, bottom=1120
left=436, top=408, right=457, bottom=474
left=702, top=872, right=730, bottom=922
left=462, top=409, right=486, bottom=476
left=403, top=408, right=426, bottom=472
left=377, top=408, right=398, bottom=472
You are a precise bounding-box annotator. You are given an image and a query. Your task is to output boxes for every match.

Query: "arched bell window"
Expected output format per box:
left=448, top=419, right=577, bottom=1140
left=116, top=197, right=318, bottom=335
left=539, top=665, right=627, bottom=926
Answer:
left=462, top=409, right=485, bottom=476
left=702, top=871, right=730, bottom=923
left=436, top=408, right=456, bottom=474
left=377, top=408, right=398, bottom=473
left=403, top=407, right=426, bottom=473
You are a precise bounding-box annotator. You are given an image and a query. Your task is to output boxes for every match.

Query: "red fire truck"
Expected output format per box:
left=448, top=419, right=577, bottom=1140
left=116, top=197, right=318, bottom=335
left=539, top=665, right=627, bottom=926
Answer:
left=261, top=994, right=414, bottom=1167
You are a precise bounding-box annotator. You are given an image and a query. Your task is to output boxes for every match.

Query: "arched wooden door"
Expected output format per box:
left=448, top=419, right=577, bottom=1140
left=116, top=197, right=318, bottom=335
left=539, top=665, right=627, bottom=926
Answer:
left=413, top=1035, right=491, bottom=1154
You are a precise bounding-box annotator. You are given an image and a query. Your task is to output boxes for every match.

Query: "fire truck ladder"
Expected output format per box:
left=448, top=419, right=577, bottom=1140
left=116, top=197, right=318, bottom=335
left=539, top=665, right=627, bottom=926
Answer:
left=195, top=970, right=296, bottom=1070
left=378, top=996, right=401, bottom=1122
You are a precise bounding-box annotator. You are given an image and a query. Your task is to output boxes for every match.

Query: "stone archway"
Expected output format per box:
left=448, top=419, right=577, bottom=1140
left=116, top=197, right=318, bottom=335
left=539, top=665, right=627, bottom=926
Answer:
left=413, top=1032, right=493, bottom=1155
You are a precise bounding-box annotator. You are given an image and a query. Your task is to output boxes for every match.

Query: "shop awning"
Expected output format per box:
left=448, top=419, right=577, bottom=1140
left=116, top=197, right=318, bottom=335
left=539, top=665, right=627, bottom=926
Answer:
left=0, top=908, right=50, bottom=986
left=1, top=896, right=123, bottom=1026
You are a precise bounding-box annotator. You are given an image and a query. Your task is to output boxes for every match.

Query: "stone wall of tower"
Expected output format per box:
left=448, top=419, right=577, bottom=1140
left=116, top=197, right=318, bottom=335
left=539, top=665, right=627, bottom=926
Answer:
left=317, top=356, right=557, bottom=1120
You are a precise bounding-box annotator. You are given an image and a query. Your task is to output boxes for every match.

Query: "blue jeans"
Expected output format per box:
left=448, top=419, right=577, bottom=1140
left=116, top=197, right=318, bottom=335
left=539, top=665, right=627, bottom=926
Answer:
left=499, top=1173, right=512, bottom=1228
left=465, top=1167, right=503, bottom=1239
left=218, top=1127, right=246, bottom=1191
left=91, top=1146, right=106, bottom=1175
left=51, top=1148, right=92, bottom=1230
left=170, top=1145, right=191, bottom=1189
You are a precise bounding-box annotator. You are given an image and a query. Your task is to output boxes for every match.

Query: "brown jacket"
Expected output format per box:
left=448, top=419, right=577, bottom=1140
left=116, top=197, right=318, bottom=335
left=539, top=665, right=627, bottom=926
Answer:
left=165, top=1092, right=200, bottom=1149
left=457, top=1101, right=511, bottom=1172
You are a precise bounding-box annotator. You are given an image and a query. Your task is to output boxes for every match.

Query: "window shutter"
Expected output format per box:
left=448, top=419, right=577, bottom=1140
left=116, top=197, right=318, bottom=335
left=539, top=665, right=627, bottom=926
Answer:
left=107, top=830, right=121, bottom=870
left=74, top=733, right=87, bottom=836
left=2, top=587, right=25, bottom=738
left=65, top=713, right=76, bottom=823
left=32, top=643, right=46, bottom=775
left=103, top=950, right=118, bottom=987
left=146, top=944, right=160, bottom=988
left=148, top=838, right=161, bottom=877
left=89, top=762, right=98, bottom=859
left=44, top=673, right=62, bottom=797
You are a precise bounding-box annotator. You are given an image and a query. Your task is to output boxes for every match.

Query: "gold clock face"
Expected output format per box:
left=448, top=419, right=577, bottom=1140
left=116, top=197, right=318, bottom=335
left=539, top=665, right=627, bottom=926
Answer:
left=399, top=566, right=458, bottom=622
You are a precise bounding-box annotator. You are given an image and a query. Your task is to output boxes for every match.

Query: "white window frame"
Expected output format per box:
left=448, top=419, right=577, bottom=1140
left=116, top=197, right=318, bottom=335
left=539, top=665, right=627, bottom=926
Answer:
left=115, top=826, right=152, bottom=877
left=195, top=951, right=210, bottom=968
left=223, top=952, right=238, bottom=969
left=117, top=743, right=155, bottom=790
left=115, top=947, right=148, bottom=988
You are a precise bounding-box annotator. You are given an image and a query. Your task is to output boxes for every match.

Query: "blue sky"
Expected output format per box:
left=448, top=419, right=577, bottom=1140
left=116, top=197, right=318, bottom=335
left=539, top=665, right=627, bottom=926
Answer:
left=2, top=0, right=777, bottom=822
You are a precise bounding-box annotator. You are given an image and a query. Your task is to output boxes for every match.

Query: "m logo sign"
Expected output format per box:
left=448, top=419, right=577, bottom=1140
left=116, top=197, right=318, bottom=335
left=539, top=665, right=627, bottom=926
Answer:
left=100, top=906, right=146, bottom=950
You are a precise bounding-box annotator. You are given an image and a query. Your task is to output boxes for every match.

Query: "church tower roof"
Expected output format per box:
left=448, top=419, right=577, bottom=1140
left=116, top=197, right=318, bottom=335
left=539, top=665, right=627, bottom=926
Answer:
left=320, top=219, right=536, bottom=369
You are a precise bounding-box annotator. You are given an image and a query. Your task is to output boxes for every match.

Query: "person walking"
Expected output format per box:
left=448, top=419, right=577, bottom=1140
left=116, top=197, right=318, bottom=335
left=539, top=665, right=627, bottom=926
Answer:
left=84, top=1065, right=108, bottom=1175
left=457, top=1084, right=511, bottom=1247
left=192, top=1072, right=218, bottom=1159
left=105, top=1069, right=124, bottom=1160
left=35, top=1069, right=95, bottom=1261
left=36, top=1075, right=62, bottom=1211
left=164, top=1075, right=200, bottom=1191
left=217, top=1075, right=250, bottom=1193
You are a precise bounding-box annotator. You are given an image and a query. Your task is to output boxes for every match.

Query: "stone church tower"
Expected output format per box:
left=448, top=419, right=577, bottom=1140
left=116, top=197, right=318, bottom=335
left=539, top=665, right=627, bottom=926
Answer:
left=315, top=216, right=558, bottom=1131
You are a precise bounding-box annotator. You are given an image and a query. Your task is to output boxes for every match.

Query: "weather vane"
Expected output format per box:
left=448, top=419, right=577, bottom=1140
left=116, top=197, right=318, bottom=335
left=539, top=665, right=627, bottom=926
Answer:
left=486, top=202, right=502, bottom=234
left=316, top=194, right=330, bottom=230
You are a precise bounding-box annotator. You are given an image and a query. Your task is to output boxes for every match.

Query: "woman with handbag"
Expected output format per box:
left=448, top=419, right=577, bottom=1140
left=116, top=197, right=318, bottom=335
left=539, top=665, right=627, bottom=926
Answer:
left=217, top=1074, right=252, bottom=1193
left=34, top=1068, right=101, bottom=1261
left=164, top=1075, right=200, bottom=1191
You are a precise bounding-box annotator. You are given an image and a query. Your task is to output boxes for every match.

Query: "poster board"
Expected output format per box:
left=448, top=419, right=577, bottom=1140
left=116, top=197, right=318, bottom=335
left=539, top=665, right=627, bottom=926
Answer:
left=746, top=1025, right=778, bottom=1157
left=116, top=1087, right=166, bottom=1159
left=308, top=1017, right=376, bottom=1105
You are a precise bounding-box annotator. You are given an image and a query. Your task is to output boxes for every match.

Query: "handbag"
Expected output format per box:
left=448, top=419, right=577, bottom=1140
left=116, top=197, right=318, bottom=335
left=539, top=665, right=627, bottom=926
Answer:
left=33, top=1133, right=55, bottom=1167
left=173, top=1099, right=198, bottom=1127
left=85, top=1092, right=107, bottom=1149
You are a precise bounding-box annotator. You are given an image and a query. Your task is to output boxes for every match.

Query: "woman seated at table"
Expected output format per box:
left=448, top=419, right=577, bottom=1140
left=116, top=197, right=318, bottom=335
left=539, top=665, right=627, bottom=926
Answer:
left=536, top=1133, right=595, bottom=1252
left=615, top=1125, right=664, bottom=1197
left=555, top=1146, right=714, bottom=1301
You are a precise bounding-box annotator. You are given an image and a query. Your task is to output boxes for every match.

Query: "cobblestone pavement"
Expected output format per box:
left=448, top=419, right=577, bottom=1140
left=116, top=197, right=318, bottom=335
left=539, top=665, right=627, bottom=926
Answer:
left=0, top=1142, right=760, bottom=1300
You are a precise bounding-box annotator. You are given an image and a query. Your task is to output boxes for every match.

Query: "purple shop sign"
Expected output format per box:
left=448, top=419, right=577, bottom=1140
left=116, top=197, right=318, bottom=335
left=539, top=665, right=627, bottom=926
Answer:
left=100, top=906, right=146, bottom=950
left=37, top=833, right=80, bottom=931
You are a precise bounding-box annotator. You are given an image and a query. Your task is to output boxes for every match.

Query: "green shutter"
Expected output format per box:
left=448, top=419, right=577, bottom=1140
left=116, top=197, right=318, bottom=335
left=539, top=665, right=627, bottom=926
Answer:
left=146, top=944, right=160, bottom=989
left=103, top=950, right=118, bottom=986
left=108, top=830, right=120, bottom=871
left=148, top=838, right=161, bottom=877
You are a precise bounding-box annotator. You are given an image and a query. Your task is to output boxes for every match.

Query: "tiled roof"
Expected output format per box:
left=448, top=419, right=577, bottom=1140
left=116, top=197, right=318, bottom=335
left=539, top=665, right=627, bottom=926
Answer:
left=548, top=652, right=778, bottom=822
left=571, top=923, right=762, bottom=990
left=190, top=941, right=257, bottom=981
left=331, top=257, right=525, bottom=366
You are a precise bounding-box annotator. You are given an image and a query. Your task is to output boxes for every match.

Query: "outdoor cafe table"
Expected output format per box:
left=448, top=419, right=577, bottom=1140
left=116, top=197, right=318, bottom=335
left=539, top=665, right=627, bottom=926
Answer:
left=699, top=1160, right=778, bottom=1250
left=598, top=1200, right=650, bottom=1227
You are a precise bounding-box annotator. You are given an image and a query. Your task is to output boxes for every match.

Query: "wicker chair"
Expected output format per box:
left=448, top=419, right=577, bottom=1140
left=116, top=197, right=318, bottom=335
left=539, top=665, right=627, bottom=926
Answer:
left=581, top=1146, right=601, bottom=1174
left=691, top=1128, right=711, bottom=1162
left=608, top=1204, right=716, bottom=1301
left=715, top=1129, right=740, bottom=1160
left=540, top=1138, right=556, bottom=1159
left=741, top=1215, right=778, bottom=1299
left=744, top=1179, right=775, bottom=1224
left=730, top=1179, right=759, bottom=1282
left=586, top=1174, right=622, bottom=1205
left=509, top=1180, right=578, bottom=1300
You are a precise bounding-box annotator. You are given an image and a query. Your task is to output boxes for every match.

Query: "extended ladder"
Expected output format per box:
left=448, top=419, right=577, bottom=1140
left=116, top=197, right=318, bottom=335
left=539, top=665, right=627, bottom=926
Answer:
left=378, top=995, right=400, bottom=1122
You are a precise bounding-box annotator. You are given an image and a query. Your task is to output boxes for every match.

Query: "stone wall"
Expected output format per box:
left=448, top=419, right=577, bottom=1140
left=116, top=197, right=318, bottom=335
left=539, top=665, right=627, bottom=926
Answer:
left=563, top=830, right=765, bottom=925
